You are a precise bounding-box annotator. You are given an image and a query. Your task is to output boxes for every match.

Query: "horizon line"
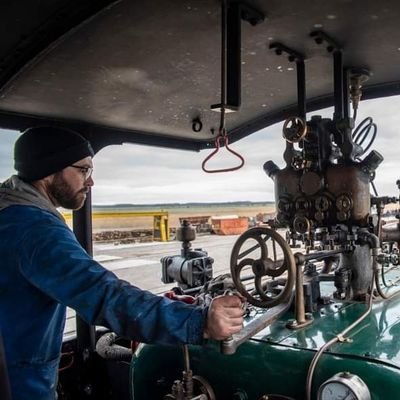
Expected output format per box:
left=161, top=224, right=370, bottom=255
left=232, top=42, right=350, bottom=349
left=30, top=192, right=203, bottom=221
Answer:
left=91, top=200, right=275, bottom=207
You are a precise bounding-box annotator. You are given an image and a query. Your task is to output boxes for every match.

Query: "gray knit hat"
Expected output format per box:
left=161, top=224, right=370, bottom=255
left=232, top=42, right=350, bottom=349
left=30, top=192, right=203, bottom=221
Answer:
left=14, top=126, right=94, bottom=181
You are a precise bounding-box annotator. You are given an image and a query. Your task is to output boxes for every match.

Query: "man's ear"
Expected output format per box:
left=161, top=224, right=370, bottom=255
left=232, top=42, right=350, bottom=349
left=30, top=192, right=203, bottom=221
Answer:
left=32, top=174, right=55, bottom=194
left=42, top=173, right=57, bottom=185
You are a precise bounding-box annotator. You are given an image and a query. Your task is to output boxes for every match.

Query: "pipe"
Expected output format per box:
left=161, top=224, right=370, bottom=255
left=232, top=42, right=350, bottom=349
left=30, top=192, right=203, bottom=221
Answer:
left=360, top=232, right=400, bottom=300
left=374, top=251, right=400, bottom=300
left=295, top=249, right=344, bottom=264
left=305, top=269, right=375, bottom=400
left=182, top=345, right=194, bottom=398
left=305, top=235, right=379, bottom=400
left=95, top=332, right=133, bottom=361
left=293, top=261, right=307, bottom=325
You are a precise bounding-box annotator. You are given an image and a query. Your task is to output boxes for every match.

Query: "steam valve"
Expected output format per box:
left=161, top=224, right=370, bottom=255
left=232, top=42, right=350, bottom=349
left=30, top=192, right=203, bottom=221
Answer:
left=282, top=116, right=308, bottom=143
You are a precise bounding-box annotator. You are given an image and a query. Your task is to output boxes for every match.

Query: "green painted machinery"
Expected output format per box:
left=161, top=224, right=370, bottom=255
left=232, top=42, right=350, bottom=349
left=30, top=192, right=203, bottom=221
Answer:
left=131, top=296, right=400, bottom=399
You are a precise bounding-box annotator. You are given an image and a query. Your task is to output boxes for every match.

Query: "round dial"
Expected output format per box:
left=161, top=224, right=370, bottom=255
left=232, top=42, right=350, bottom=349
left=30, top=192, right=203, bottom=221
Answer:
left=318, top=372, right=371, bottom=400
left=319, top=381, right=357, bottom=400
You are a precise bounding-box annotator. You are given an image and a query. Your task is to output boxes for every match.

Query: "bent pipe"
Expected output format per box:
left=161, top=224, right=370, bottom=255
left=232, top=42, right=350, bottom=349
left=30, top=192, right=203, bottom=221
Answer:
left=359, top=232, right=395, bottom=300
left=95, top=332, right=133, bottom=361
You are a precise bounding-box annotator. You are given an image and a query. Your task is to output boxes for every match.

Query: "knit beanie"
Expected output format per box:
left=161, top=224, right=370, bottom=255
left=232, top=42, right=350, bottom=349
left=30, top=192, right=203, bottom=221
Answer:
left=14, top=126, right=94, bottom=181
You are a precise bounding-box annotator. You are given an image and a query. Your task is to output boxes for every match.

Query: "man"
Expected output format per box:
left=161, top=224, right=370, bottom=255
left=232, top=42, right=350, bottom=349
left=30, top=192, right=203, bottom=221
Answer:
left=0, top=126, right=244, bottom=400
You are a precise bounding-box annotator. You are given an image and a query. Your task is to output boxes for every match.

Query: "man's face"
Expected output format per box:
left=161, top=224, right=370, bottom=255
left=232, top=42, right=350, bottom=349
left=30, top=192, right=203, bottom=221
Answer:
left=47, top=156, right=94, bottom=210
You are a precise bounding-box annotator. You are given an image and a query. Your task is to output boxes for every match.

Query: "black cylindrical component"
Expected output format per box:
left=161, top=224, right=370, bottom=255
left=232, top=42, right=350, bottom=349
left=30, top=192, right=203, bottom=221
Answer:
left=296, top=60, right=306, bottom=119
left=333, top=50, right=344, bottom=120
left=226, top=1, right=241, bottom=108
left=176, top=221, right=196, bottom=242
left=361, top=150, right=384, bottom=173
left=343, top=68, right=350, bottom=119
left=72, top=191, right=97, bottom=397
left=263, top=160, right=280, bottom=178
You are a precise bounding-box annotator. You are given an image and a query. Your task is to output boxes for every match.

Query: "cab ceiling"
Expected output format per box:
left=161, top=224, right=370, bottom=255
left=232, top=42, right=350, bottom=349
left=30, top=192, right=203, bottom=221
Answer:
left=1, top=0, right=400, bottom=151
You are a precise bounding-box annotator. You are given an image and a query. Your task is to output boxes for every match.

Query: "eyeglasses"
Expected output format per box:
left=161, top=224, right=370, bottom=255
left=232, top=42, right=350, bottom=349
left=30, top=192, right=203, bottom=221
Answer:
left=70, top=165, right=93, bottom=180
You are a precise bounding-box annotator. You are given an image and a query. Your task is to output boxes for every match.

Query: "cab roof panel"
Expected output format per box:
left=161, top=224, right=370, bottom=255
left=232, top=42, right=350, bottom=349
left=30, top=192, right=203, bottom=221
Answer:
left=1, top=0, right=400, bottom=151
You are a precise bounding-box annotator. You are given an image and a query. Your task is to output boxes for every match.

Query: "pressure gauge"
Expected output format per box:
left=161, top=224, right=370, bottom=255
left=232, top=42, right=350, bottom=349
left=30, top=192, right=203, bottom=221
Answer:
left=317, top=372, right=371, bottom=400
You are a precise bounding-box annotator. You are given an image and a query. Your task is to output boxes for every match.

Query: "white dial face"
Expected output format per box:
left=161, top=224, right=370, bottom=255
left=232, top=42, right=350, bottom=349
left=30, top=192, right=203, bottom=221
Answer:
left=320, top=382, right=357, bottom=400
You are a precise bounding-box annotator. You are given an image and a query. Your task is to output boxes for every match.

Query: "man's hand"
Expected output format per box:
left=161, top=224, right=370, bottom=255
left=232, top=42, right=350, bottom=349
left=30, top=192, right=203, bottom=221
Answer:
left=203, top=295, right=244, bottom=340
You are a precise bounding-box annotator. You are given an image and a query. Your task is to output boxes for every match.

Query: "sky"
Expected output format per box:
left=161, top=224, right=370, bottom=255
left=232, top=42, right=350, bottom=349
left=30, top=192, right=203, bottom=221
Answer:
left=1, top=95, right=400, bottom=205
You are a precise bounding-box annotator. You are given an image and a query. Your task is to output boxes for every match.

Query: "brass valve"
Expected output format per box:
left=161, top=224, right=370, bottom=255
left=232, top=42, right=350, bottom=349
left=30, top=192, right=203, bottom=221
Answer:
left=282, top=116, right=308, bottom=143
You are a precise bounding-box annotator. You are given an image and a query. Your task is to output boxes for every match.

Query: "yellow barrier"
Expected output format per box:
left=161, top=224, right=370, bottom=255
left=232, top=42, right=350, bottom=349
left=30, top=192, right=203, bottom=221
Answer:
left=62, top=211, right=169, bottom=241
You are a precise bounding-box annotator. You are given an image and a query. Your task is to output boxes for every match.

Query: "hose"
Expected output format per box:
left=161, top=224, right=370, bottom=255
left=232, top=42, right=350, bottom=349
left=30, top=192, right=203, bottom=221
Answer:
left=95, top=332, right=133, bottom=361
left=352, top=116, right=377, bottom=157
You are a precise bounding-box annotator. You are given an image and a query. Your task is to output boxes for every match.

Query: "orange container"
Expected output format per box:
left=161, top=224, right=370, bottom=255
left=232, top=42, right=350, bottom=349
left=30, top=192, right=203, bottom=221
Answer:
left=211, top=216, right=248, bottom=235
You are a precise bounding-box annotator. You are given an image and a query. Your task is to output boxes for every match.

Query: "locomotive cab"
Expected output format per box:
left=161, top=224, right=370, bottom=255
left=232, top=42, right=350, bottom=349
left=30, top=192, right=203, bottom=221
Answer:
left=2, top=1, right=400, bottom=399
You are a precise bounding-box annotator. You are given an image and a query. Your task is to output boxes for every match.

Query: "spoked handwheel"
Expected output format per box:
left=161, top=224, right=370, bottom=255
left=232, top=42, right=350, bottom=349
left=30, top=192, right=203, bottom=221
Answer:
left=192, top=375, right=216, bottom=400
left=164, top=375, right=216, bottom=400
left=230, top=226, right=296, bottom=308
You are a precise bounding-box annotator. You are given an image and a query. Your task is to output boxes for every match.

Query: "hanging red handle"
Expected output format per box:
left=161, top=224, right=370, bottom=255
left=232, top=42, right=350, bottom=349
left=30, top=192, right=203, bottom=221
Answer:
left=201, top=130, right=245, bottom=173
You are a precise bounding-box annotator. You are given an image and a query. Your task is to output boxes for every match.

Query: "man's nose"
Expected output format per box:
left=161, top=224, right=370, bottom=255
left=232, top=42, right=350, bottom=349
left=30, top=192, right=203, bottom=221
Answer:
left=86, top=176, right=94, bottom=187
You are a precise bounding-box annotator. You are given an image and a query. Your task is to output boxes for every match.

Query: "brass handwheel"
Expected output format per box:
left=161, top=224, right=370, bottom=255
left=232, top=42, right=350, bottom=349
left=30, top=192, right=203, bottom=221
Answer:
left=282, top=116, right=308, bottom=143
left=230, top=226, right=296, bottom=308
left=192, top=375, right=216, bottom=400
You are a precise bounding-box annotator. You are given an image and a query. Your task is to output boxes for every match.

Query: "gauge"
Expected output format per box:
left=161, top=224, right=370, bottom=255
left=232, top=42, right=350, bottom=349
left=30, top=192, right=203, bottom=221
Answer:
left=319, top=381, right=357, bottom=400
left=318, top=372, right=371, bottom=400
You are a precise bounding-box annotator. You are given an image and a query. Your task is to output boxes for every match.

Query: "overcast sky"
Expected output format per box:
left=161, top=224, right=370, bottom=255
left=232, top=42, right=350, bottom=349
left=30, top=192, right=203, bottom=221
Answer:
left=1, top=95, right=400, bottom=205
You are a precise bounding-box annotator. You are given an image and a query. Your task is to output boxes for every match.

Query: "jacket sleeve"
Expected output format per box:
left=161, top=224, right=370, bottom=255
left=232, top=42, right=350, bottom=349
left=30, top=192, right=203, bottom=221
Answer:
left=18, top=219, right=206, bottom=345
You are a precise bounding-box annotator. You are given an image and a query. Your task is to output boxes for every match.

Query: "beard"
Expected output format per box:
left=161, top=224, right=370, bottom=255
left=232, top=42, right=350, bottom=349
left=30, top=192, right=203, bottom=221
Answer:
left=48, top=172, right=88, bottom=210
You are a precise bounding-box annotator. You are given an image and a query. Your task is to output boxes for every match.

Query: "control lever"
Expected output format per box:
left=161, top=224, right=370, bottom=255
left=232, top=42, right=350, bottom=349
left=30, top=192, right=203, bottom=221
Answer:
left=219, top=289, right=245, bottom=350
left=221, top=300, right=291, bottom=355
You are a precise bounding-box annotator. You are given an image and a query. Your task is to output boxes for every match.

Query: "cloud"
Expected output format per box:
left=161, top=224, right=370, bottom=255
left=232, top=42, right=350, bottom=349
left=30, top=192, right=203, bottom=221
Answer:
left=91, top=128, right=281, bottom=204
left=1, top=96, right=400, bottom=203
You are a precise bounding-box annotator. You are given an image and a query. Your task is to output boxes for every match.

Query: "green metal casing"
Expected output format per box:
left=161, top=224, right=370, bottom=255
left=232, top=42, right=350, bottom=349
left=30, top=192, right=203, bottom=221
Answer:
left=130, top=295, right=400, bottom=399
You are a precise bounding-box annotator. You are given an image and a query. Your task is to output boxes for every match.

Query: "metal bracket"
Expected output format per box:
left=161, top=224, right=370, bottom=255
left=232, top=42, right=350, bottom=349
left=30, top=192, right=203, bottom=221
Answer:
left=269, top=42, right=304, bottom=63
left=310, top=30, right=341, bottom=53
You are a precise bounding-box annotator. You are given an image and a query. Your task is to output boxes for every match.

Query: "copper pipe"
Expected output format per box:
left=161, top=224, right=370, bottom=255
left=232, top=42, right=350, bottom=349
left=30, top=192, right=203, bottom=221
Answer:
left=295, top=262, right=306, bottom=324
left=305, top=249, right=377, bottom=400
left=182, top=345, right=193, bottom=399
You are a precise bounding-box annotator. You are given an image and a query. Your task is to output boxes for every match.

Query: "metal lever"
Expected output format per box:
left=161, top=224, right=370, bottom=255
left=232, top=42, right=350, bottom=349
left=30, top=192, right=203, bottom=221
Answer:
left=221, top=301, right=291, bottom=355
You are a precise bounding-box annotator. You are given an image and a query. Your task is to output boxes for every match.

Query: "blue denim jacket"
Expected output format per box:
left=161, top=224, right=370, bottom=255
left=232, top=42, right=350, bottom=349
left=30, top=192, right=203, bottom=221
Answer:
left=0, top=205, right=205, bottom=400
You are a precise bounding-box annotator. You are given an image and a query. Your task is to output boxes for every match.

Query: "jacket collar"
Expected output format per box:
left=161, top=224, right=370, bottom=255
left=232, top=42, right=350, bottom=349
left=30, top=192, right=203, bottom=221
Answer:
left=0, top=175, right=64, bottom=221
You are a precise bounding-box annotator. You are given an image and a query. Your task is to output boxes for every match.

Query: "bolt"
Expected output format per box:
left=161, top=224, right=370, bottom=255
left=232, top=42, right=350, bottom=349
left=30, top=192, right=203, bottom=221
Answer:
left=83, top=384, right=93, bottom=396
